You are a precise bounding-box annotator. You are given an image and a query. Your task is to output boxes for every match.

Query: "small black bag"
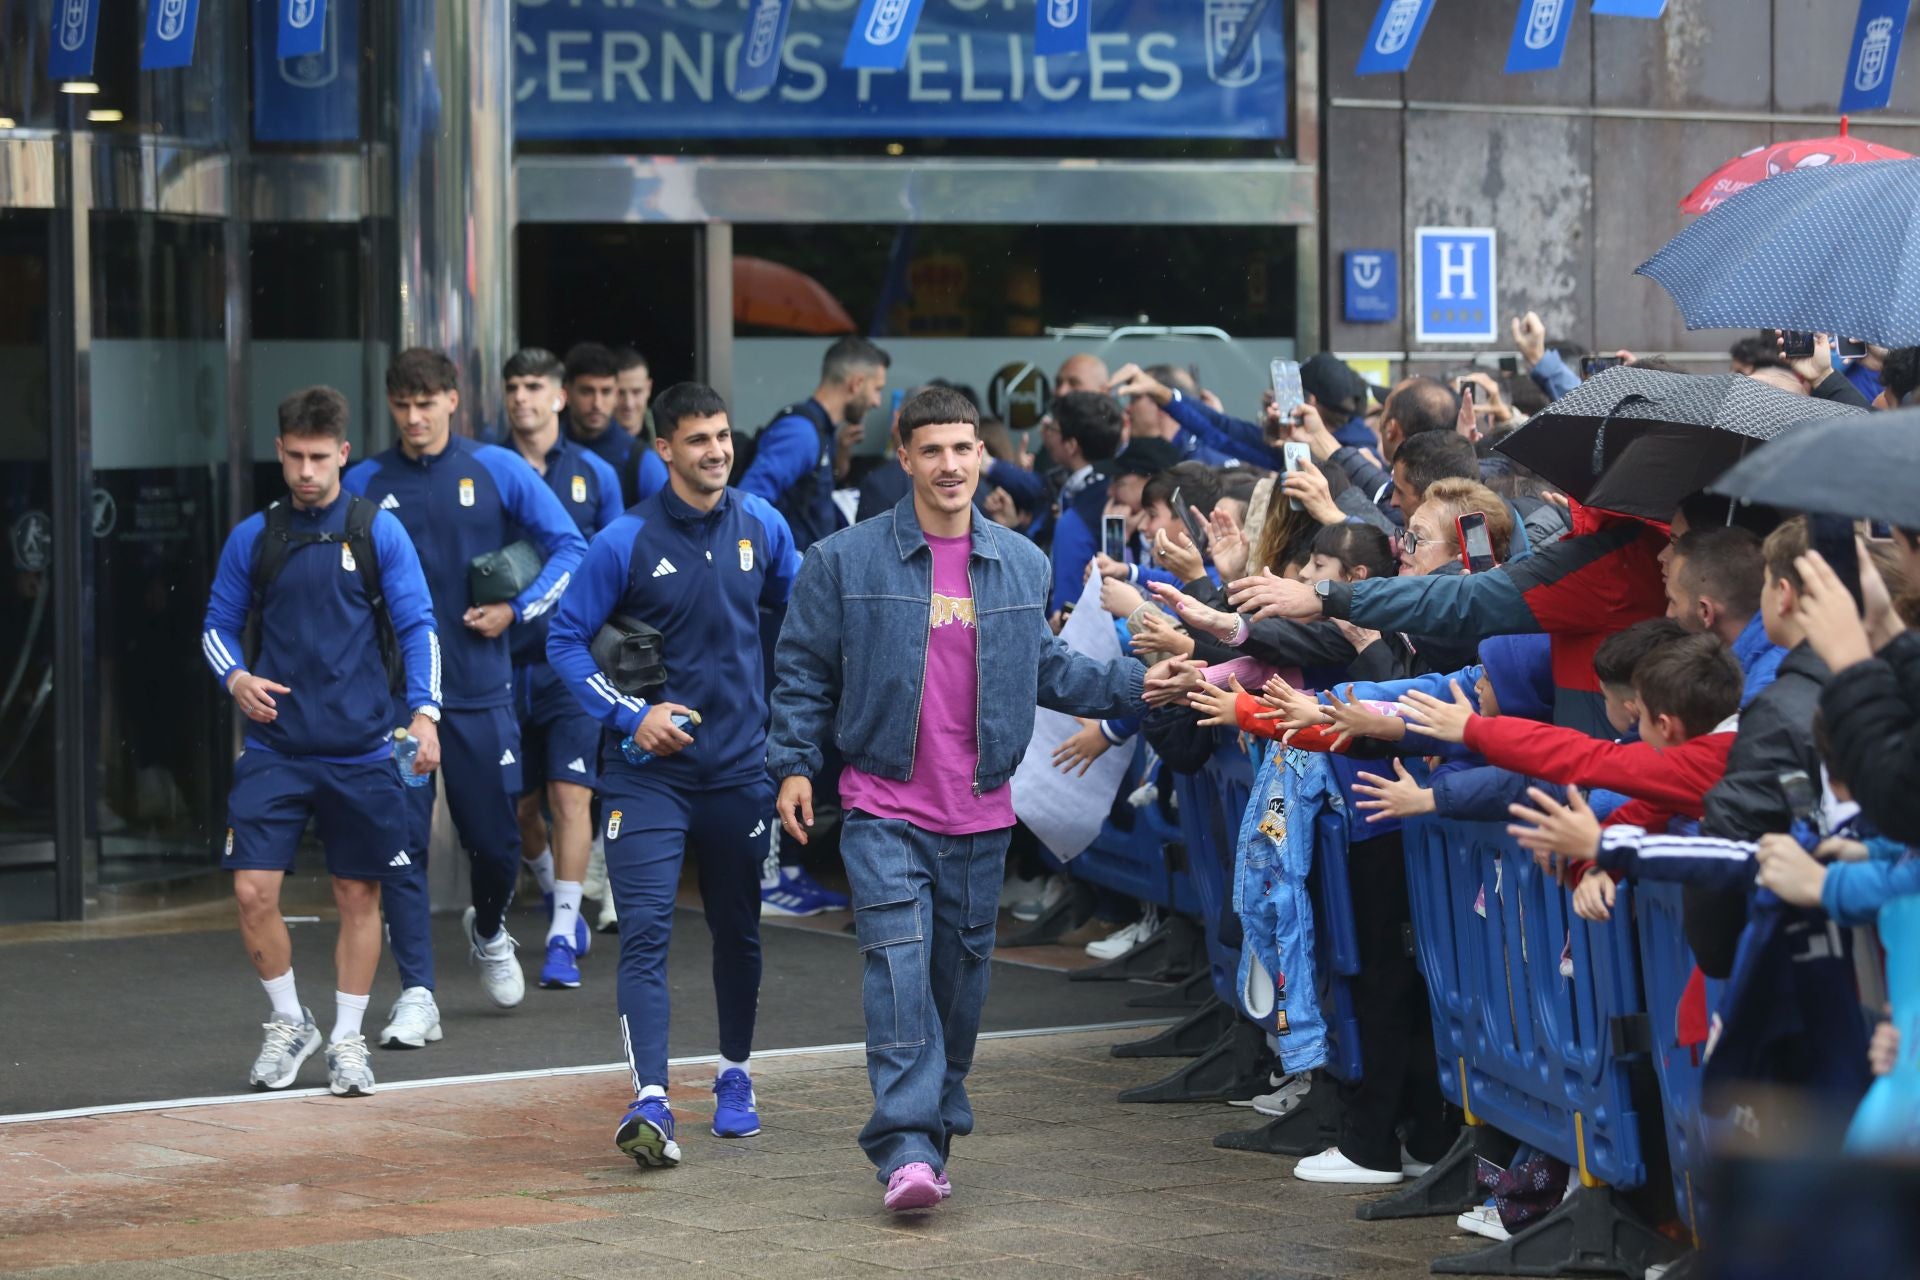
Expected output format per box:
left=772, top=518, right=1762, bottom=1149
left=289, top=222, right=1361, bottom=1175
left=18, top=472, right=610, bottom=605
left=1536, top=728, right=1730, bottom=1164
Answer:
left=592, top=614, right=668, bottom=696
left=469, top=539, right=545, bottom=606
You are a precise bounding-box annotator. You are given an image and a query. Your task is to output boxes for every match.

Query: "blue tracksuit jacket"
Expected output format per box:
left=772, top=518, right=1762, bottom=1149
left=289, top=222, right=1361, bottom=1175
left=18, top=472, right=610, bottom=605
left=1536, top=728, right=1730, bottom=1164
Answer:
left=201, top=494, right=440, bottom=762
left=506, top=435, right=624, bottom=663
left=738, top=399, right=840, bottom=552
left=1050, top=477, right=1110, bottom=614
left=344, top=435, right=586, bottom=710
left=547, top=485, right=801, bottom=788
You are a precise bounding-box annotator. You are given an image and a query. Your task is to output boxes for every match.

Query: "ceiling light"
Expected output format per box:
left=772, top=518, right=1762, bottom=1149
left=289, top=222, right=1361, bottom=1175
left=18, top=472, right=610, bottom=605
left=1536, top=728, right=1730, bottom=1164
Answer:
left=0, top=118, right=15, bottom=129
left=86, top=109, right=123, bottom=123
left=60, top=81, right=100, bottom=95
left=885, top=142, right=905, bottom=156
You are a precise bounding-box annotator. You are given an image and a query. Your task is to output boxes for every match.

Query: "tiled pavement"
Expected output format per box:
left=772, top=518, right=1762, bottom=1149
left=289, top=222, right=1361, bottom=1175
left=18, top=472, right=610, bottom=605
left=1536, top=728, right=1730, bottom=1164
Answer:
left=0, top=1028, right=1483, bottom=1279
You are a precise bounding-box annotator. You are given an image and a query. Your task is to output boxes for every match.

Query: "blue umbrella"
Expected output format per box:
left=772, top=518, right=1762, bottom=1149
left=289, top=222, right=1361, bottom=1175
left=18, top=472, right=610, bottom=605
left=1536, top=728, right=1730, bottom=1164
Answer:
left=1636, top=157, right=1920, bottom=346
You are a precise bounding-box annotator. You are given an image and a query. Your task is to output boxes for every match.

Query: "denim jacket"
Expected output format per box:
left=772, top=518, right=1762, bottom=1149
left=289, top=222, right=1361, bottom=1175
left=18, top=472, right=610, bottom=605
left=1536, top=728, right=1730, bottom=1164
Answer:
left=768, top=495, right=1148, bottom=794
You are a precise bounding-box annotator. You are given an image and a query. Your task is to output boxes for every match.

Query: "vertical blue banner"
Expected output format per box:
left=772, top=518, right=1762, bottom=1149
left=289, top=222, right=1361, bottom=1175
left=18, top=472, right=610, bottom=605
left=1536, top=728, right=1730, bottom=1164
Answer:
left=735, top=0, right=796, bottom=94
left=1036, top=0, right=1092, bottom=57
left=277, top=0, right=327, bottom=61
left=1505, top=0, right=1577, bottom=74
left=1591, top=0, right=1667, bottom=15
left=1840, top=0, right=1911, bottom=113
left=842, top=0, right=929, bottom=70
left=48, top=0, right=102, bottom=80
left=1356, top=0, right=1438, bottom=76
left=254, top=0, right=358, bottom=144
left=143, top=0, right=204, bottom=71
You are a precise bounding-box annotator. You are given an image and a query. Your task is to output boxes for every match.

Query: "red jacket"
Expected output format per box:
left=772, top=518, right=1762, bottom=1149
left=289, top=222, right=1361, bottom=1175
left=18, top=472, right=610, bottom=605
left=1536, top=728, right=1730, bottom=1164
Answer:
left=1461, top=713, right=1735, bottom=831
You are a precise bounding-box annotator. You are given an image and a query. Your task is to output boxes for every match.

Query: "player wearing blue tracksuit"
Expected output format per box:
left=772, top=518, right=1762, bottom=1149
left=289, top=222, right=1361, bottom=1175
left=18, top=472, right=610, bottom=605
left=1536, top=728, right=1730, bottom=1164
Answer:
left=548, top=382, right=801, bottom=1169
left=343, top=348, right=587, bottom=1041
left=201, top=385, right=441, bottom=1097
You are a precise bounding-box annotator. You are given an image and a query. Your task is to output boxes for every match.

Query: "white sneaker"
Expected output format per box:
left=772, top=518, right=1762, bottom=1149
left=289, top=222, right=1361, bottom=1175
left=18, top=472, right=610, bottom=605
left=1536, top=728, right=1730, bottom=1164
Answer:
left=1292, top=1147, right=1404, bottom=1185
left=1228, top=1070, right=1295, bottom=1109
left=1250, top=1072, right=1313, bottom=1118
left=1085, top=909, right=1160, bottom=960
left=583, top=835, right=609, bottom=902
left=999, top=872, right=1043, bottom=912
left=597, top=892, right=619, bottom=934
left=1401, top=1145, right=1434, bottom=1178
left=464, top=907, right=525, bottom=1008
left=1010, top=874, right=1067, bottom=923
left=1457, top=1204, right=1510, bottom=1241
left=327, top=1034, right=376, bottom=1097
left=249, top=1008, right=322, bottom=1089
left=379, top=986, right=442, bottom=1049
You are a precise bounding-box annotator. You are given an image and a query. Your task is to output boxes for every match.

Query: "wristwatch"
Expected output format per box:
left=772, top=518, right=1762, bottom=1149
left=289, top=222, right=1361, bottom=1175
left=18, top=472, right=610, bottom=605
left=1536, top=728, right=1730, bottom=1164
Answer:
left=1313, top=578, right=1334, bottom=607
left=411, top=704, right=442, bottom=724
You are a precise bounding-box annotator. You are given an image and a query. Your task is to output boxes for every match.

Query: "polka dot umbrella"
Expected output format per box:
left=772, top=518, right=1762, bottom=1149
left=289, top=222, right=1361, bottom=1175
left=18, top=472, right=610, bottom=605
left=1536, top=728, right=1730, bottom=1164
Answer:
left=1637, top=157, right=1920, bottom=348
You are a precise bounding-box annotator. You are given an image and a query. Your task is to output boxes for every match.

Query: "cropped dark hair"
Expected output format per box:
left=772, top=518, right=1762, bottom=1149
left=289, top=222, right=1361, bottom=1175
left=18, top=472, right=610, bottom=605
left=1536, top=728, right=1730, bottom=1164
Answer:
left=1051, top=390, right=1124, bottom=463
left=1675, top=526, right=1764, bottom=621
left=1593, top=617, right=1687, bottom=687
left=279, top=386, right=350, bottom=440
left=386, top=348, right=458, bottom=397
left=821, top=336, right=890, bottom=384
left=1882, top=346, right=1920, bottom=403
left=614, top=347, right=649, bottom=374
left=563, top=342, right=621, bottom=383
left=898, top=386, right=979, bottom=443
left=1311, top=522, right=1396, bottom=582
left=1730, top=335, right=1787, bottom=371
left=925, top=377, right=981, bottom=412
left=1632, top=632, right=1742, bottom=738
left=651, top=382, right=729, bottom=439
left=1141, top=461, right=1221, bottom=520
left=1394, top=430, right=1479, bottom=500
left=503, top=347, right=564, bottom=383
left=1675, top=489, right=1783, bottom=539
left=1388, top=377, right=1457, bottom=440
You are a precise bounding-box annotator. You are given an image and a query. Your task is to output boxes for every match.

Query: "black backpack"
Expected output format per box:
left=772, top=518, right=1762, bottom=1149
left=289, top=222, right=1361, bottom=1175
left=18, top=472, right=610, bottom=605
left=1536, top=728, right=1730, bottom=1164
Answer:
left=728, top=399, right=834, bottom=497
left=245, top=496, right=403, bottom=692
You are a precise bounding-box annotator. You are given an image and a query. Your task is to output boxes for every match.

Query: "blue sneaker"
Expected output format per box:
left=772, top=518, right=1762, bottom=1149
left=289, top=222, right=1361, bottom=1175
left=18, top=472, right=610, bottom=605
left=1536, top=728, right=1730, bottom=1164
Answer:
left=615, top=1096, right=681, bottom=1168
left=542, top=891, right=591, bottom=957
left=712, top=1068, right=761, bottom=1138
left=759, top=866, right=851, bottom=917
left=539, top=936, right=581, bottom=989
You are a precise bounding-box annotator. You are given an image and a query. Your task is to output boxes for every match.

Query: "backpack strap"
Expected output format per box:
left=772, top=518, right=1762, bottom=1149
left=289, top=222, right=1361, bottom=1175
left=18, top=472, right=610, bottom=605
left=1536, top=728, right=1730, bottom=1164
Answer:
left=345, top=497, right=405, bottom=695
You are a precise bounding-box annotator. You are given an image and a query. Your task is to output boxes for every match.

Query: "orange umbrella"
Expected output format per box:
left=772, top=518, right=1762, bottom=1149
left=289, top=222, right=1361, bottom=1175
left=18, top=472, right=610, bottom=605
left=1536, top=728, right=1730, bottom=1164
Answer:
left=733, top=257, right=857, bottom=334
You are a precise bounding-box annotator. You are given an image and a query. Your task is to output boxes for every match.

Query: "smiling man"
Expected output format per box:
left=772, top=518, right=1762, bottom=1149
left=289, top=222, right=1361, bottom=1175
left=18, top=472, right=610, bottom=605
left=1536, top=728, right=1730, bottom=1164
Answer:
left=768, top=385, right=1152, bottom=1213
left=547, top=382, right=802, bottom=1171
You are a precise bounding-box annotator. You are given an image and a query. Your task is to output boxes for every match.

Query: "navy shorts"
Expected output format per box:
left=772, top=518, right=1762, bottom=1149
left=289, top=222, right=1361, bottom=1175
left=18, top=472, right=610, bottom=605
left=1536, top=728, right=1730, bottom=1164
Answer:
left=224, top=749, right=413, bottom=882
left=513, top=661, right=602, bottom=790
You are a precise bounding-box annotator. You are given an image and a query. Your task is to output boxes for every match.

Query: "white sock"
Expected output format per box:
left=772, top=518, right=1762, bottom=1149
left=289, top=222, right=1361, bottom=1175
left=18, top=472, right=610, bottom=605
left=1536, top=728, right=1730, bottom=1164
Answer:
left=547, top=881, right=584, bottom=943
left=638, top=1083, right=668, bottom=1100
left=719, top=1056, right=749, bottom=1077
left=526, top=849, right=557, bottom=895
left=262, top=969, right=302, bottom=1022
left=332, top=991, right=370, bottom=1043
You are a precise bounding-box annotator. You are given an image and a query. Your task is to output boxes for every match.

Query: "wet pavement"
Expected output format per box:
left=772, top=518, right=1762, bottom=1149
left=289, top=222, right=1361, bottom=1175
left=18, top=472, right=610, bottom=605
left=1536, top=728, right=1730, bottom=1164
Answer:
left=0, top=1028, right=1482, bottom=1279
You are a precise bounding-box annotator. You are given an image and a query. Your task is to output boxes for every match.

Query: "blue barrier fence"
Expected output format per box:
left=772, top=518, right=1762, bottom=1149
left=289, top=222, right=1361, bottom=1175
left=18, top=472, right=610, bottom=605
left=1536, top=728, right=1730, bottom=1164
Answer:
left=1634, top=880, right=1716, bottom=1244
left=1070, top=791, right=1203, bottom=920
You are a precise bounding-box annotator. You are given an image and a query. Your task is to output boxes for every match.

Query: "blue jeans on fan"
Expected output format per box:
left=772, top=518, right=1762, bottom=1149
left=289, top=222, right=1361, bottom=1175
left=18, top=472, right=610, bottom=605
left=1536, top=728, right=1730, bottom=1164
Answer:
left=840, top=811, right=1010, bottom=1181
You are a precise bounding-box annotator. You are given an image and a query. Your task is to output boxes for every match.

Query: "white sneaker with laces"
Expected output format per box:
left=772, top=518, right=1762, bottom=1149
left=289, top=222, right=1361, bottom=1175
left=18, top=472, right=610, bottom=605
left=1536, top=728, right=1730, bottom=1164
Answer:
left=597, top=892, right=619, bottom=934
left=464, top=906, right=525, bottom=1008
left=379, top=986, right=442, bottom=1049
left=1011, top=874, right=1067, bottom=923
left=1457, top=1204, right=1510, bottom=1241
left=1250, top=1071, right=1313, bottom=1118
left=1085, top=909, right=1160, bottom=960
left=1292, top=1146, right=1404, bottom=1185
left=249, top=1008, right=322, bottom=1089
left=1228, top=1070, right=1294, bottom=1109
left=999, top=872, right=1043, bottom=912
left=327, top=1034, right=376, bottom=1097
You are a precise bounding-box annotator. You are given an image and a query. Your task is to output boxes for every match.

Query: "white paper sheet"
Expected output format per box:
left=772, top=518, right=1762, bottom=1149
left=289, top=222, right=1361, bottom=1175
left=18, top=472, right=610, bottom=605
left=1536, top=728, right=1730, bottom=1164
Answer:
left=1009, top=572, right=1135, bottom=861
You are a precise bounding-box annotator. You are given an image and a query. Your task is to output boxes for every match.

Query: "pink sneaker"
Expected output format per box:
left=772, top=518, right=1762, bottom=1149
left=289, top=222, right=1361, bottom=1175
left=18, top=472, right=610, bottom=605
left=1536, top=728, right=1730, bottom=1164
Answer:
left=884, top=1162, right=947, bottom=1212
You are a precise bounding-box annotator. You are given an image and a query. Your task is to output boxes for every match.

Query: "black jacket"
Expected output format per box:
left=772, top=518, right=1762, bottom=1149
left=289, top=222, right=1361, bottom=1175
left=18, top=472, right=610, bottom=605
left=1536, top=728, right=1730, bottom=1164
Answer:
left=1692, top=642, right=1831, bottom=976
left=1819, top=628, right=1920, bottom=843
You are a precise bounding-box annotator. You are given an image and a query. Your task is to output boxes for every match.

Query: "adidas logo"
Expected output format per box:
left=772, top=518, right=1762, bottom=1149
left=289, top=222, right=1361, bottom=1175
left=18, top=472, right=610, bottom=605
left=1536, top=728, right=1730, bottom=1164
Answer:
left=499, top=750, right=516, bottom=766
left=389, top=852, right=412, bottom=868
left=651, top=558, right=677, bottom=578
left=566, top=757, right=587, bottom=774
left=749, top=820, right=767, bottom=839
left=379, top=493, right=400, bottom=510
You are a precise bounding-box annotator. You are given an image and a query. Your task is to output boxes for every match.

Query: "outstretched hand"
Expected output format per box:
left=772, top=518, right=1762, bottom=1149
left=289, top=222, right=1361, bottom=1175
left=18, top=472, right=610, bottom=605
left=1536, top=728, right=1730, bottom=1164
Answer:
left=1507, top=785, right=1602, bottom=878
left=1396, top=680, right=1477, bottom=745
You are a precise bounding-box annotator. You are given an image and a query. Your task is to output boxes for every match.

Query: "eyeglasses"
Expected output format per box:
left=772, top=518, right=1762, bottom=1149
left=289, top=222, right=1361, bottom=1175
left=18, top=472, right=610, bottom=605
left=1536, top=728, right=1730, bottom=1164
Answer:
left=1397, top=526, right=1444, bottom=557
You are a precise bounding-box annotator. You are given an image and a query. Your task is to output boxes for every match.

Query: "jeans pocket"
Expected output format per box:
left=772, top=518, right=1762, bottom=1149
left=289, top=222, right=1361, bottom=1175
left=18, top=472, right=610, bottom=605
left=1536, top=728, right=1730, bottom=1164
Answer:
left=961, top=832, right=1010, bottom=930
left=842, top=815, right=916, bottom=911
left=853, top=899, right=927, bottom=1052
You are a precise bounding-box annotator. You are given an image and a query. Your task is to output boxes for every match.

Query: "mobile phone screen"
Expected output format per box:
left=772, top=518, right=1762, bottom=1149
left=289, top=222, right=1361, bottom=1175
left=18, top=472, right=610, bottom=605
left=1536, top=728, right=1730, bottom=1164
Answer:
left=1809, top=512, right=1863, bottom=611
left=1170, top=485, right=1209, bottom=553
left=1582, top=356, right=1624, bottom=378
left=1837, top=337, right=1868, bottom=360
left=1102, top=516, right=1128, bottom=563
left=1270, top=359, right=1304, bottom=419
left=1457, top=512, right=1497, bottom=573
left=1282, top=442, right=1310, bottom=512
left=1780, top=330, right=1816, bottom=358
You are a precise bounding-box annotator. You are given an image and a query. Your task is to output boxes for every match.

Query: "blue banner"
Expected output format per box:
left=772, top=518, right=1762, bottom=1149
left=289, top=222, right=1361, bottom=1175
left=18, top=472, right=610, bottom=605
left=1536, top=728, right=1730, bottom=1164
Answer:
left=1840, top=0, right=1911, bottom=113
left=1036, top=0, right=1092, bottom=57
left=843, top=0, right=931, bottom=70
left=47, top=0, right=101, bottom=81
left=143, top=0, right=203, bottom=71
left=1591, top=0, right=1667, bottom=15
left=514, top=0, right=1288, bottom=142
left=736, top=0, right=797, bottom=94
left=277, top=0, right=327, bottom=61
left=1355, top=0, right=1437, bottom=76
left=1506, top=0, right=1577, bottom=74
left=253, top=0, right=357, bottom=144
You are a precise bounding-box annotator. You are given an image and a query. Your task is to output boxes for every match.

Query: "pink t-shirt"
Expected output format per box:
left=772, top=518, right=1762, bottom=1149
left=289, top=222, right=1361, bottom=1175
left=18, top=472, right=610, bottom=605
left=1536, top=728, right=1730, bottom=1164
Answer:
left=840, top=533, right=1014, bottom=835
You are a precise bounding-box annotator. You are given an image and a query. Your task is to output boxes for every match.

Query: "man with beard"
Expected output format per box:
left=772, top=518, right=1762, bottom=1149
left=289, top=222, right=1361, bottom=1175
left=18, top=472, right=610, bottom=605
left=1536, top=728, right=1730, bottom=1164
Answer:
left=740, top=336, right=890, bottom=553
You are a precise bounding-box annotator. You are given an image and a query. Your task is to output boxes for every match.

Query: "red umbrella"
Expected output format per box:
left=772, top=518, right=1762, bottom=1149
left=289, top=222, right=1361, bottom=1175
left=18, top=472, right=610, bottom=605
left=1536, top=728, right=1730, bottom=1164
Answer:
left=1681, top=116, right=1911, bottom=214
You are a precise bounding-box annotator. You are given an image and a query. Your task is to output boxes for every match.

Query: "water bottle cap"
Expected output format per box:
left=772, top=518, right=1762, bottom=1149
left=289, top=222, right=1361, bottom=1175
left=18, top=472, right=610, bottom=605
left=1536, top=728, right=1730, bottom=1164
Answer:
left=394, top=728, right=410, bottom=741
left=685, top=710, right=702, bottom=727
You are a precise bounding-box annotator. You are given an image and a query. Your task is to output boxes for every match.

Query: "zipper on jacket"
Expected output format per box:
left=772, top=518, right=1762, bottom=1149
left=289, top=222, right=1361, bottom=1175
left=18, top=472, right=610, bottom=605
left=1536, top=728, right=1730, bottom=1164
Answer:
left=967, top=550, right=982, bottom=796
left=906, top=546, right=930, bottom=779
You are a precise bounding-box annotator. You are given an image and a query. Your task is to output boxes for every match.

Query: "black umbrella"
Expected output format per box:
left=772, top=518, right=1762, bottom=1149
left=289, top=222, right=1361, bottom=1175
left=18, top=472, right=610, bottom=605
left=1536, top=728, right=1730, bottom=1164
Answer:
left=1710, top=407, right=1920, bottom=530
left=1493, top=366, right=1868, bottom=521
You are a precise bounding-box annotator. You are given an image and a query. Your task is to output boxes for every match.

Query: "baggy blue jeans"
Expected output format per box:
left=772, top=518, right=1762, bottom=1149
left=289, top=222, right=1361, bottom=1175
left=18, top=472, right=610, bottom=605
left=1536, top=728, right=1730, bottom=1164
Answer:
left=840, top=811, right=1010, bottom=1181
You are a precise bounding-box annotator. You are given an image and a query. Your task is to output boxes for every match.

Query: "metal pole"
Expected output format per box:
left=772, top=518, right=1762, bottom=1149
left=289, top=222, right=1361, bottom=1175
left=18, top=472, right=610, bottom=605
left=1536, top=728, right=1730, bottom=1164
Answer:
left=700, top=223, right=735, bottom=410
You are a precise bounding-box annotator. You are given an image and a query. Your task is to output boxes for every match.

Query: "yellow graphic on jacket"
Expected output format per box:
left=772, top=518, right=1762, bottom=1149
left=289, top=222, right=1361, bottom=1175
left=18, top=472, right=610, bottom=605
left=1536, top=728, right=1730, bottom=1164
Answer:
left=930, top=593, right=976, bottom=629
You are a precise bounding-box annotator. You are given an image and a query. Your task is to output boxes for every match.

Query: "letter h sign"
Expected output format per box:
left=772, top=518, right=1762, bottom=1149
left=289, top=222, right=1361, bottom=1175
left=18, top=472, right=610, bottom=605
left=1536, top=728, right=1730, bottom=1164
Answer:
left=1414, top=228, right=1497, bottom=344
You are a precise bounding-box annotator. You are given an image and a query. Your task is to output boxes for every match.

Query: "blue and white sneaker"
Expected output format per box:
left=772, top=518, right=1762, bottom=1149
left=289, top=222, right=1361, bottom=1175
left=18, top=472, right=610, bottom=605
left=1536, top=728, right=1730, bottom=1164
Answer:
left=542, top=891, right=591, bottom=957
left=540, top=936, right=582, bottom=989
left=616, top=1096, right=682, bottom=1168
left=759, top=866, right=851, bottom=917
left=712, top=1068, right=762, bottom=1138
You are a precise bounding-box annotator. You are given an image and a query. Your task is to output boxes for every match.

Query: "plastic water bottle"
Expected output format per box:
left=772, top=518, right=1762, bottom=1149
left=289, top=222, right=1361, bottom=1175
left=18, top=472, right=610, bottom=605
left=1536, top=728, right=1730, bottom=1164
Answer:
left=621, top=710, right=701, bottom=767
left=393, top=728, right=430, bottom=788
